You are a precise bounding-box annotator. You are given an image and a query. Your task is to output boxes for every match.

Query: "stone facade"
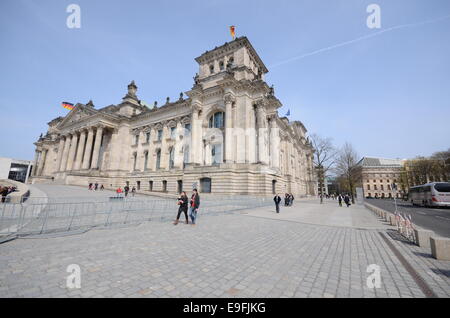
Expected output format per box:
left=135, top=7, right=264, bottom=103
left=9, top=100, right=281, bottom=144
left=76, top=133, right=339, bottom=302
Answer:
left=32, top=37, right=316, bottom=196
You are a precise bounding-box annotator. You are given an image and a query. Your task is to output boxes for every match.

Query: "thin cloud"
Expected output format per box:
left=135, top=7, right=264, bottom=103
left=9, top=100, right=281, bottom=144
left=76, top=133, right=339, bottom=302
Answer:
left=270, top=14, right=450, bottom=68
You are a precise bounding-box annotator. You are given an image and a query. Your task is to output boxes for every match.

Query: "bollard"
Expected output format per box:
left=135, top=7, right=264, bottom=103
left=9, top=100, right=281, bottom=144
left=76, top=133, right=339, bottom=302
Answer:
left=414, top=229, right=434, bottom=248
left=430, top=237, right=450, bottom=261
left=389, top=214, right=397, bottom=226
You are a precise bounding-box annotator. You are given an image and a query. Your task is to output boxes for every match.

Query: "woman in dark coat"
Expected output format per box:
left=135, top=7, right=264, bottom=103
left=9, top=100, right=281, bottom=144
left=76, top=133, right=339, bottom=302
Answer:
left=189, top=189, right=200, bottom=225
left=174, top=191, right=189, bottom=225
left=344, top=194, right=351, bottom=207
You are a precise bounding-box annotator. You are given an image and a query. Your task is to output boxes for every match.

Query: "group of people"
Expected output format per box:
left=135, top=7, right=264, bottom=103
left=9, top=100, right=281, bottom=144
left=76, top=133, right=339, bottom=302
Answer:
left=284, top=193, right=295, bottom=206
left=318, top=193, right=352, bottom=207
left=273, top=193, right=295, bottom=213
left=173, top=189, right=200, bottom=226
left=0, top=185, right=17, bottom=203
left=337, top=194, right=352, bottom=207
left=115, top=185, right=137, bottom=198
left=88, top=183, right=104, bottom=191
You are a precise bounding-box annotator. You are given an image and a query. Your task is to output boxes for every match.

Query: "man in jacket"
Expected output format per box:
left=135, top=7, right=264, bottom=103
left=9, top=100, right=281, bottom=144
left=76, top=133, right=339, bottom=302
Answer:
left=274, top=194, right=282, bottom=213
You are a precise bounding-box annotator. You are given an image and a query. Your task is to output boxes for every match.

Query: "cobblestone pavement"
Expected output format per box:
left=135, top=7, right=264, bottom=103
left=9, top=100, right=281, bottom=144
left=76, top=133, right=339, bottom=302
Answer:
left=1, top=200, right=449, bottom=298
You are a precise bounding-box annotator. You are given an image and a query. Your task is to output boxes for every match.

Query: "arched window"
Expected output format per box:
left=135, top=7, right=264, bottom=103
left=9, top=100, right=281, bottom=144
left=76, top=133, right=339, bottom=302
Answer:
left=219, top=61, right=224, bottom=71
left=209, top=112, right=224, bottom=129
left=209, top=65, right=214, bottom=74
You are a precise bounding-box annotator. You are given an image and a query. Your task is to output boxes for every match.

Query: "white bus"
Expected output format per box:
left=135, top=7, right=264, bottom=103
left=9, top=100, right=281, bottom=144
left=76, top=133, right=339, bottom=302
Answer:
left=408, top=182, right=450, bottom=207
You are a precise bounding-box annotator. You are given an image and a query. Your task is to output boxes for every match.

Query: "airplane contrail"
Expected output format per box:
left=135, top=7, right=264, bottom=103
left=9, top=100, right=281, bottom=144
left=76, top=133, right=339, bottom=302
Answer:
left=270, top=14, right=450, bottom=68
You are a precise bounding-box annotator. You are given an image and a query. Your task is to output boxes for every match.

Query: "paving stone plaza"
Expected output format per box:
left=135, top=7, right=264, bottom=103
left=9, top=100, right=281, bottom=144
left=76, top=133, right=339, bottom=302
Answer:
left=0, top=185, right=449, bottom=298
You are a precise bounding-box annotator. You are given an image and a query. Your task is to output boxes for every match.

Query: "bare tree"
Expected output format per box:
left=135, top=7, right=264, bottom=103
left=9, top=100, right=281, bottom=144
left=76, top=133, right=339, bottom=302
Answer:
left=310, top=134, right=337, bottom=204
left=334, top=142, right=361, bottom=203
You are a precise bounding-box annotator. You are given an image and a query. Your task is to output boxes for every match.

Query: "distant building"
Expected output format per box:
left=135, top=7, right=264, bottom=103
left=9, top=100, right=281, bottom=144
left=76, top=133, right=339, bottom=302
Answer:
left=0, top=157, right=34, bottom=183
left=356, top=157, right=405, bottom=199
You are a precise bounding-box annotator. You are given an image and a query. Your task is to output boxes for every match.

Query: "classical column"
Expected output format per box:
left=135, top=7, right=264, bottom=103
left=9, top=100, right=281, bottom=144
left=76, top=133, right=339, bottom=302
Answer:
left=235, top=98, right=246, bottom=163
left=174, top=120, right=183, bottom=168
left=73, top=129, right=86, bottom=170
left=161, top=125, right=169, bottom=170
left=25, top=161, right=32, bottom=183
left=82, top=127, right=95, bottom=169
left=32, top=150, right=40, bottom=176
left=270, top=117, right=280, bottom=168
left=55, top=137, right=65, bottom=172
left=256, top=103, right=268, bottom=165
left=59, top=134, right=71, bottom=172
left=37, top=149, right=47, bottom=176
left=224, top=94, right=235, bottom=163
left=66, top=132, right=79, bottom=171
left=90, top=126, right=104, bottom=169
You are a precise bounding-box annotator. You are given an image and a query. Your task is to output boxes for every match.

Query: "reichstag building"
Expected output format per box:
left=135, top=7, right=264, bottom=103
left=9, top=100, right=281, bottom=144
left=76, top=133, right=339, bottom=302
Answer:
left=32, top=37, right=317, bottom=196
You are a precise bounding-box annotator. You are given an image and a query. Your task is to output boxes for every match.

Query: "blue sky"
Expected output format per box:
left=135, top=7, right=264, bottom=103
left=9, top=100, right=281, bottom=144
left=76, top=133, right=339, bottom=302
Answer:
left=0, top=0, right=449, bottom=161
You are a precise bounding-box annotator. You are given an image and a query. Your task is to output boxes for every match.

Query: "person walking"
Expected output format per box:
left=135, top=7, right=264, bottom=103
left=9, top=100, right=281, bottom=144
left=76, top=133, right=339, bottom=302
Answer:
left=344, top=194, right=351, bottom=207
left=274, top=194, right=282, bottom=213
left=189, top=189, right=200, bottom=225
left=124, top=185, right=129, bottom=197
left=338, top=194, right=343, bottom=207
left=131, top=186, right=136, bottom=197
left=94, top=183, right=98, bottom=191
left=116, top=187, right=123, bottom=198
left=174, top=191, right=189, bottom=225
left=290, top=194, right=294, bottom=206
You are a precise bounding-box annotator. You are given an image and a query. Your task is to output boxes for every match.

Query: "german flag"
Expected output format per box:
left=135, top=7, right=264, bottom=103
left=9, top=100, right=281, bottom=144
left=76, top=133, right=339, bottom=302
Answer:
left=230, top=26, right=236, bottom=40
left=62, top=102, right=74, bottom=110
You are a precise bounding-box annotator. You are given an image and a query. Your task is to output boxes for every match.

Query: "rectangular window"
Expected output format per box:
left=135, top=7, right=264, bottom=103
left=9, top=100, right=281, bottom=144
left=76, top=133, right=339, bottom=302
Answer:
left=146, top=132, right=150, bottom=143
left=157, top=130, right=163, bottom=141
left=133, top=153, right=137, bottom=170
left=156, top=152, right=161, bottom=169
left=135, top=135, right=139, bottom=145
left=184, top=123, right=191, bottom=134
left=367, top=185, right=371, bottom=190
left=212, top=144, right=222, bottom=164
left=170, top=127, right=176, bottom=139
left=144, top=152, right=149, bottom=170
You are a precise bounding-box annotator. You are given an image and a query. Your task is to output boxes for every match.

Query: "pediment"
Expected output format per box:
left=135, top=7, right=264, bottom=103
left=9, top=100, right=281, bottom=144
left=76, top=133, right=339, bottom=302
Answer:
left=56, top=105, right=98, bottom=129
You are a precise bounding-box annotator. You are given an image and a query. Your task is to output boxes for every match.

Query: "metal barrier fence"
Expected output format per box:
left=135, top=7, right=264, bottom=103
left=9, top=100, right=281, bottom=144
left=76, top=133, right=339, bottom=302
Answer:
left=0, top=196, right=271, bottom=241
